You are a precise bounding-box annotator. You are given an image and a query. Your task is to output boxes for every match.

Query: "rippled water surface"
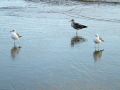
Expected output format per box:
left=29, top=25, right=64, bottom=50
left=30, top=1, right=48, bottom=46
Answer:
left=0, top=0, right=120, bottom=90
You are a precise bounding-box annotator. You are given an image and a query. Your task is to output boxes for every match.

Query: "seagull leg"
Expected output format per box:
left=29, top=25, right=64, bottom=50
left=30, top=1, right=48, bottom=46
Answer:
left=95, top=46, right=97, bottom=50
left=14, top=40, right=16, bottom=45
left=95, top=44, right=97, bottom=48
left=76, top=30, right=78, bottom=34
left=76, top=32, right=78, bottom=36
left=98, top=43, right=99, bottom=48
left=14, top=43, right=15, bottom=46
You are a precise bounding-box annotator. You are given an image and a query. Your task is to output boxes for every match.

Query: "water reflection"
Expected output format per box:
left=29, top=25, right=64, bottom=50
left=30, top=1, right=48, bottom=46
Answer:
left=71, top=33, right=86, bottom=47
left=11, top=45, right=22, bottom=59
left=93, top=49, right=104, bottom=62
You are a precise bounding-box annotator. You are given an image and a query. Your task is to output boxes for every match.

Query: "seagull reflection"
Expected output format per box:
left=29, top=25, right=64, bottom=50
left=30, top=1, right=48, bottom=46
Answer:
left=11, top=45, right=22, bottom=59
left=93, top=49, right=104, bottom=62
left=71, top=33, right=86, bottom=47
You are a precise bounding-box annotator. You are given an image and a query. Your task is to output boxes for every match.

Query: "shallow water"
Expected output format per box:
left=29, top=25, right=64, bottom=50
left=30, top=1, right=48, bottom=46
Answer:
left=0, top=0, right=120, bottom=90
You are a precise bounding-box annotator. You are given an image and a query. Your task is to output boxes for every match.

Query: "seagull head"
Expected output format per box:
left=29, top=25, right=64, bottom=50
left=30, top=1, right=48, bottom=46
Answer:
left=10, top=30, right=16, bottom=33
left=70, top=19, right=75, bottom=22
left=95, top=34, right=99, bottom=37
left=71, top=19, right=75, bottom=22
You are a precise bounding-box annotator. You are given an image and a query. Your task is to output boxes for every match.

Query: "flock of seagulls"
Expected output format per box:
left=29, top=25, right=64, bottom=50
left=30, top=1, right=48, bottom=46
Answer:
left=10, top=19, right=104, bottom=47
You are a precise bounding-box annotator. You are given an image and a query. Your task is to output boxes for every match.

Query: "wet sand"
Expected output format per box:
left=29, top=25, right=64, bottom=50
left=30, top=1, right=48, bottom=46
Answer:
left=0, top=0, right=120, bottom=90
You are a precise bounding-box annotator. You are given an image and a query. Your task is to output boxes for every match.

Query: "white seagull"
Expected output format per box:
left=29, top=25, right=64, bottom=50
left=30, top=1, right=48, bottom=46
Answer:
left=10, top=30, right=22, bottom=44
left=93, top=34, right=104, bottom=47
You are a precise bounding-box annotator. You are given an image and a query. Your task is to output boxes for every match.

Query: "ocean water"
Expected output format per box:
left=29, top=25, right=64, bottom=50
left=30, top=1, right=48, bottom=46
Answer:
left=0, top=0, right=120, bottom=90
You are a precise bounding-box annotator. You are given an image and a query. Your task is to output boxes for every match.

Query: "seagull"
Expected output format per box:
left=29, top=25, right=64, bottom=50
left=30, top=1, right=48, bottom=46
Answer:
left=70, top=19, right=87, bottom=33
left=93, top=34, right=104, bottom=47
left=10, top=30, right=22, bottom=44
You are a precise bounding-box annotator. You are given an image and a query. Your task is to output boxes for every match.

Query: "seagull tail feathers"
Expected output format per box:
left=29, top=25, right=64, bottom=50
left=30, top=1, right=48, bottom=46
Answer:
left=83, top=25, right=87, bottom=28
left=102, top=40, right=104, bottom=42
left=19, top=36, right=22, bottom=38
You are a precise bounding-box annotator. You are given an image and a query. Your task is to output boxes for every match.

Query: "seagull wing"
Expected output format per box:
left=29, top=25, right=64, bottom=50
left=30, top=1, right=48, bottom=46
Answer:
left=16, top=33, right=22, bottom=38
left=74, top=23, right=82, bottom=29
left=99, top=36, right=104, bottom=42
left=75, top=23, right=87, bottom=29
left=74, top=23, right=80, bottom=27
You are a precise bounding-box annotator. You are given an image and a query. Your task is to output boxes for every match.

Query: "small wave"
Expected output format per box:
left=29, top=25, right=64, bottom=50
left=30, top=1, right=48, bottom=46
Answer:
left=78, top=0, right=120, bottom=3
left=64, top=3, right=120, bottom=23
left=0, top=0, right=27, bottom=8
left=27, top=0, right=120, bottom=3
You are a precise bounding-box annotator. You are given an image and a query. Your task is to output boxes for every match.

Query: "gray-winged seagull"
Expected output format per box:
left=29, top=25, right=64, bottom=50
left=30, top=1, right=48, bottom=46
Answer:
left=10, top=30, right=22, bottom=44
left=93, top=34, right=104, bottom=47
left=70, top=19, right=87, bottom=33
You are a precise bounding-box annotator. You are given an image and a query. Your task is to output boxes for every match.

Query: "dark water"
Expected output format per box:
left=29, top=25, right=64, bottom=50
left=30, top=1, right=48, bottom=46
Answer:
left=0, top=0, right=120, bottom=90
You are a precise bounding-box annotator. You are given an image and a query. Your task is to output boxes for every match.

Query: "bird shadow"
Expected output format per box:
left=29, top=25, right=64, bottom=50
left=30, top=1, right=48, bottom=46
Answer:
left=11, top=45, right=22, bottom=60
left=93, top=48, right=104, bottom=62
left=71, top=33, right=87, bottom=47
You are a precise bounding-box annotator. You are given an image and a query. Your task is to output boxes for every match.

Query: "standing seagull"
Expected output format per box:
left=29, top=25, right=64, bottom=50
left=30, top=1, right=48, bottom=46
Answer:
left=93, top=34, right=104, bottom=47
left=70, top=19, right=87, bottom=33
left=10, top=30, right=22, bottom=44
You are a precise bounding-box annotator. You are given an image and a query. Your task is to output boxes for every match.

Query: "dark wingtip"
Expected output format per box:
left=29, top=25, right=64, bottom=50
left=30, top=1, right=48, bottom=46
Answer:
left=82, top=25, right=87, bottom=28
left=18, top=46, right=22, bottom=48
